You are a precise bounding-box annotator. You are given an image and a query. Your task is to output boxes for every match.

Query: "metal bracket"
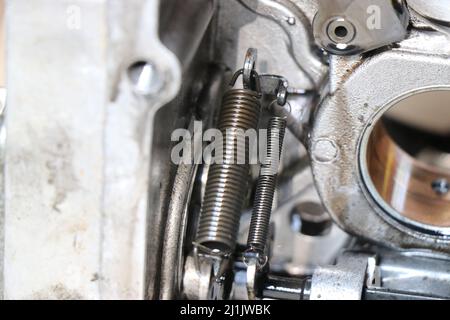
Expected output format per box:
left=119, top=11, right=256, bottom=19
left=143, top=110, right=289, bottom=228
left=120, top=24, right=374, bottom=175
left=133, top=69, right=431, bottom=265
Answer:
left=313, top=0, right=410, bottom=55
left=310, top=252, right=376, bottom=300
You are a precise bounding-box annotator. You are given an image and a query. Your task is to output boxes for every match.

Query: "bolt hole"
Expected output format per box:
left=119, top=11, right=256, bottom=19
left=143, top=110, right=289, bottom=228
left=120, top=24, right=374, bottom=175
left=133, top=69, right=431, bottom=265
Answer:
left=334, top=26, right=348, bottom=38
left=127, top=60, right=160, bottom=95
left=290, top=201, right=331, bottom=236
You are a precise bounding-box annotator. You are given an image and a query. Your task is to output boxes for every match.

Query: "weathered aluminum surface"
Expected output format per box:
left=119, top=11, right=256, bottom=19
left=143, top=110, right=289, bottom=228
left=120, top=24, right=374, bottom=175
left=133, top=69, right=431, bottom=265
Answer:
left=310, top=252, right=371, bottom=300
left=309, top=30, right=450, bottom=254
left=377, top=250, right=450, bottom=298
left=407, top=0, right=450, bottom=25
left=4, top=0, right=180, bottom=299
left=0, top=88, right=6, bottom=297
left=217, top=0, right=327, bottom=92
left=313, top=0, right=409, bottom=55
left=238, top=0, right=328, bottom=88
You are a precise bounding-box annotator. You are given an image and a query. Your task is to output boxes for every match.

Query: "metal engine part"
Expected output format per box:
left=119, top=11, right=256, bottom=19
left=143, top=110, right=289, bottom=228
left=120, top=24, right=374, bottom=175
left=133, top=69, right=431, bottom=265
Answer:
left=2, top=0, right=450, bottom=301
left=195, top=75, right=262, bottom=252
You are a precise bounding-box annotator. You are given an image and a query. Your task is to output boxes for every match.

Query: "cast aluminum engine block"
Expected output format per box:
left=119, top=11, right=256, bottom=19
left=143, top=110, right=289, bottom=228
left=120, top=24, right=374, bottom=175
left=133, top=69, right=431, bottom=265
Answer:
left=2, top=0, right=450, bottom=300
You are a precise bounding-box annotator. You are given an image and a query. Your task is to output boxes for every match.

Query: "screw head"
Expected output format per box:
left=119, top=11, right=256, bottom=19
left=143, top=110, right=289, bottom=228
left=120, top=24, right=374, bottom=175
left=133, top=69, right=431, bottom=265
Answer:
left=431, top=179, right=449, bottom=195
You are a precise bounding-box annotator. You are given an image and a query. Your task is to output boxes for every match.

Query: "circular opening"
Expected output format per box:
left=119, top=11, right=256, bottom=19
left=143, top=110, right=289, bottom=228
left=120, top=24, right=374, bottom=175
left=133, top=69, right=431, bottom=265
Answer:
left=127, top=60, right=160, bottom=95
left=290, top=201, right=331, bottom=236
left=334, top=26, right=348, bottom=38
left=326, top=18, right=355, bottom=45
left=363, top=90, right=450, bottom=229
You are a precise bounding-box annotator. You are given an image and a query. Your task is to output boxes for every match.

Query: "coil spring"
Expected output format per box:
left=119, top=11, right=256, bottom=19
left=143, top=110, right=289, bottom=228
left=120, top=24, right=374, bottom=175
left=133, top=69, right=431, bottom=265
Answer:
left=246, top=116, right=286, bottom=256
left=196, top=88, right=261, bottom=252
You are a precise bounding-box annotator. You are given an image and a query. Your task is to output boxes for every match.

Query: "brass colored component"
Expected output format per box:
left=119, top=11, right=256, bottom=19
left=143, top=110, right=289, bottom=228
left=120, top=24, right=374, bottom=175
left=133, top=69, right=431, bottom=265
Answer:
left=366, top=123, right=450, bottom=227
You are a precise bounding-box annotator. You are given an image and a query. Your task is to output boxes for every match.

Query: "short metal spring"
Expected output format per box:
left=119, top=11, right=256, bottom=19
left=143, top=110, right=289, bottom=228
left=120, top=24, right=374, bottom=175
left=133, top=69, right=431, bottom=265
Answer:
left=196, top=88, right=261, bottom=252
left=246, top=116, right=286, bottom=258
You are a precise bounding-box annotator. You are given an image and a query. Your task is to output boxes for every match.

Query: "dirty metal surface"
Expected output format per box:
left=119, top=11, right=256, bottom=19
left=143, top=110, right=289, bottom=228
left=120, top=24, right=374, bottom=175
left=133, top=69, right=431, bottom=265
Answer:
left=4, top=0, right=180, bottom=299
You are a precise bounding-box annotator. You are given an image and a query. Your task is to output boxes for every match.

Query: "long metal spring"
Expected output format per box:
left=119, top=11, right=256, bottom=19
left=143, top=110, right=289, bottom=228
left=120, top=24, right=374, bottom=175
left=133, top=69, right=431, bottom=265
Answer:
left=196, top=88, right=261, bottom=252
left=247, top=116, right=286, bottom=255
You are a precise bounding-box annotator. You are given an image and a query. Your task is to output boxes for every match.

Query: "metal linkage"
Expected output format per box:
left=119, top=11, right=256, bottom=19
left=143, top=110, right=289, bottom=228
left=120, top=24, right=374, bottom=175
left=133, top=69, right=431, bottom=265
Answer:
left=234, top=251, right=449, bottom=300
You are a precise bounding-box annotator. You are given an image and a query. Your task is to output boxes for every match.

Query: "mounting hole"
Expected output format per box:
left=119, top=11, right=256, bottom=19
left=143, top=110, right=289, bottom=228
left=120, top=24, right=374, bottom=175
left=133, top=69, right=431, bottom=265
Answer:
left=127, top=60, right=160, bottom=95
left=326, top=18, right=355, bottom=45
left=290, top=201, right=331, bottom=236
left=334, top=26, right=348, bottom=38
